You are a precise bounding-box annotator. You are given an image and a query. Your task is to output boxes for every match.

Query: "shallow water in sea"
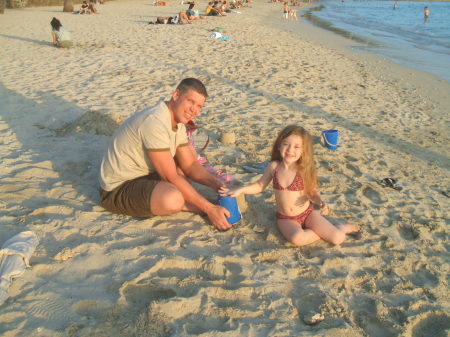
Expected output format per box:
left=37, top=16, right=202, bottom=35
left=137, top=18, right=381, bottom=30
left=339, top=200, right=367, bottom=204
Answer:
left=304, top=0, right=450, bottom=83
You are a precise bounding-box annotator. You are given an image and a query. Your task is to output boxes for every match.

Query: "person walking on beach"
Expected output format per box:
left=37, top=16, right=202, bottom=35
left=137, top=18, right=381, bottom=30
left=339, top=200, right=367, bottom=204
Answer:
left=99, top=78, right=232, bottom=231
left=220, top=125, right=360, bottom=246
left=50, top=17, right=73, bottom=48
left=282, top=2, right=289, bottom=20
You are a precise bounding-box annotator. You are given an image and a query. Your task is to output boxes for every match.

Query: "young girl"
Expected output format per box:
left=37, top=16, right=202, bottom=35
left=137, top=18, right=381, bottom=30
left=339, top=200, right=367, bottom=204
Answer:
left=50, top=18, right=73, bottom=49
left=220, top=125, right=359, bottom=246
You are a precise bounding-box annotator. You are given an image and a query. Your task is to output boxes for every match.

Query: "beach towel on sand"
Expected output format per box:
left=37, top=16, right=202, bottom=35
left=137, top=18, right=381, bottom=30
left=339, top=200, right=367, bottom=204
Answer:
left=0, top=231, right=39, bottom=305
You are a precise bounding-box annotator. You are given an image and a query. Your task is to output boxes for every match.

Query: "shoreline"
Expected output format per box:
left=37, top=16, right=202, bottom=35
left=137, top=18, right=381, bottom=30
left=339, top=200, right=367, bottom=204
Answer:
left=299, top=1, right=450, bottom=85
left=264, top=2, right=450, bottom=114
left=0, top=1, right=449, bottom=336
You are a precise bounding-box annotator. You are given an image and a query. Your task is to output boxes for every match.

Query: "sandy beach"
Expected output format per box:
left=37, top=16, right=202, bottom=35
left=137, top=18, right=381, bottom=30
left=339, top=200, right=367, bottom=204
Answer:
left=0, top=1, right=449, bottom=336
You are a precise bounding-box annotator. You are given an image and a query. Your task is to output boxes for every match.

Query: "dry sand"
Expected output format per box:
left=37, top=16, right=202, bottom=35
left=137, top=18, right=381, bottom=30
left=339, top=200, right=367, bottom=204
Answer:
left=0, top=1, right=449, bottom=336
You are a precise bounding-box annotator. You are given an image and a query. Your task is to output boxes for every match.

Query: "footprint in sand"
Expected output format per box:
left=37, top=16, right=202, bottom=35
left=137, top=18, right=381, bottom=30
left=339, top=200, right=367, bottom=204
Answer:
left=72, top=300, right=110, bottom=318
left=184, top=316, right=232, bottom=335
left=345, top=155, right=358, bottom=163
left=223, top=262, right=245, bottom=289
left=409, top=264, right=438, bottom=288
left=121, top=281, right=176, bottom=310
left=405, top=312, right=450, bottom=337
left=290, top=277, right=327, bottom=317
left=398, top=222, right=420, bottom=241
left=346, top=163, right=362, bottom=177
left=349, top=294, right=398, bottom=337
left=362, top=186, right=385, bottom=205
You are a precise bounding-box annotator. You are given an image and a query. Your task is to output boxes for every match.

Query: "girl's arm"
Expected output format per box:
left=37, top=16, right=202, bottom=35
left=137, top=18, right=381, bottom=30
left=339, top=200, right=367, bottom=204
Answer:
left=310, top=188, right=329, bottom=215
left=220, top=161, right=277, bottom=197
left=52, top=32, right=57, bottom=46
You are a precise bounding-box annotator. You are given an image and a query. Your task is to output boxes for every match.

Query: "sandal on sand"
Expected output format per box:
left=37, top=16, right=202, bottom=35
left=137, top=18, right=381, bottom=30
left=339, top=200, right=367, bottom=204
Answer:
left=377, top=178, right=403, bottom=191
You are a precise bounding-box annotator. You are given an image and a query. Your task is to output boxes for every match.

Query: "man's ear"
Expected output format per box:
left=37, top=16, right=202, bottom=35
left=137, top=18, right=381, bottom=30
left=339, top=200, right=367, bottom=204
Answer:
left=172, top=88, right=181, bottom=102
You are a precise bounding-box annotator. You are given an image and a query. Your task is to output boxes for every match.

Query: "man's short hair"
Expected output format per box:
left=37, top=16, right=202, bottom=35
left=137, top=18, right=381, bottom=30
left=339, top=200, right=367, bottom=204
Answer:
left=177, top=78, right=208, bottom=98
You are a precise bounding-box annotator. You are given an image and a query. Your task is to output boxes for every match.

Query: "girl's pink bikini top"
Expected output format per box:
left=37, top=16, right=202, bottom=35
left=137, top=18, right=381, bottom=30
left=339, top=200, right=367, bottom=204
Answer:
left=272, top=163, right=304, bottom=191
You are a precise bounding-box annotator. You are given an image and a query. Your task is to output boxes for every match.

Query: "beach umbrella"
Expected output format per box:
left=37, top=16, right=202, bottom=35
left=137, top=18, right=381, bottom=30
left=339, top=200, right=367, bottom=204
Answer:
left=0, top=231, right=39, bottom=306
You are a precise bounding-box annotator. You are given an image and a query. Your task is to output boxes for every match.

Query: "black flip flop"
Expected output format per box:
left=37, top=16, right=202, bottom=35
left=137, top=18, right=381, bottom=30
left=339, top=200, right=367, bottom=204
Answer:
left=377, top=178, right=403, bottom=191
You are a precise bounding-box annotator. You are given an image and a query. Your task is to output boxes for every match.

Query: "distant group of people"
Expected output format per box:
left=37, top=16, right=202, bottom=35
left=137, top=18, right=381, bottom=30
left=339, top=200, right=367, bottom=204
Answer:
left=149, top=2, right=199, bottom=24
left=282, top=2, right=297, bottom=20
left=78, top=0, right=98, bottom=14
left=149, top=0, right=244, bottom=25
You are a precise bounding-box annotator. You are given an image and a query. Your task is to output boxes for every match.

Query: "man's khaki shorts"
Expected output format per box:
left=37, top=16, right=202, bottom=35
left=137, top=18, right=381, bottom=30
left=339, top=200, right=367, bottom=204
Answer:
left=100, top=173, right=161, bottom=218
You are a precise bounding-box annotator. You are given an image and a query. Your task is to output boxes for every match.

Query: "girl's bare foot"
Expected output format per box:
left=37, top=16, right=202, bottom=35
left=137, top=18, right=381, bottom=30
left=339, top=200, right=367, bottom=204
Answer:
left=341, top=223, right=360, bottom=234
left=338, top=224, right=361, bottom=239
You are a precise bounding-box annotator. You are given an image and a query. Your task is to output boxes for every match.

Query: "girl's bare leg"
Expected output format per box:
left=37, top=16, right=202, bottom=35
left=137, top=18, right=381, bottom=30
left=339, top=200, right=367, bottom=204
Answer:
left=277, top=219, right=321, bottom=246
left=304, top=210, right=357, bottom=245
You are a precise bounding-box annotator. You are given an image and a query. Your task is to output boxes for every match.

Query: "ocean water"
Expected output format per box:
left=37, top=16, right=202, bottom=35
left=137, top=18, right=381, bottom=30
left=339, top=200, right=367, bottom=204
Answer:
left=303, top=1, right=450, bottom=83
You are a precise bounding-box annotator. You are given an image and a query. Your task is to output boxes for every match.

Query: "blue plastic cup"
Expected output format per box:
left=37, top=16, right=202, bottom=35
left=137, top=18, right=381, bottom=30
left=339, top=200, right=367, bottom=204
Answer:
left=217, top=195, right=241, bottom=225
left=322, top=129, right=339, bottom=150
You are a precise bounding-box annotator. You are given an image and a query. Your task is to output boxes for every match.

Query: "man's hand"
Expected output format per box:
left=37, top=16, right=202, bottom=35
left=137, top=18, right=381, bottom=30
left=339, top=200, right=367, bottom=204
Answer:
left=206, top=204, right=232, bottom=231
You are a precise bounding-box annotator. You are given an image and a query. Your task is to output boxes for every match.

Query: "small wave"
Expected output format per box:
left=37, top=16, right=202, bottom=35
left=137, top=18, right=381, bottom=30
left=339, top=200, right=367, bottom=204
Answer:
left=302, top=5, right=379, bottom=47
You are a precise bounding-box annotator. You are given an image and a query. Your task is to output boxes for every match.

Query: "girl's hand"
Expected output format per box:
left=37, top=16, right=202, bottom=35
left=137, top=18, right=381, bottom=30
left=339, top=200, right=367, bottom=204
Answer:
left=219, top=186, right=241, bottom=197
left=320, top=202, right=329, bottom=216
left=218, top=186, right=229, bottom=196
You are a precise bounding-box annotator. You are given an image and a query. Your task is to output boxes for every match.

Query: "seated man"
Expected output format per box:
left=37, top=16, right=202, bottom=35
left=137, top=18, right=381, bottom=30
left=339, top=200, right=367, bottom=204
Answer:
left=205, top=2, right=219, bottom=16
left=99, top=78, right=231, bottom=231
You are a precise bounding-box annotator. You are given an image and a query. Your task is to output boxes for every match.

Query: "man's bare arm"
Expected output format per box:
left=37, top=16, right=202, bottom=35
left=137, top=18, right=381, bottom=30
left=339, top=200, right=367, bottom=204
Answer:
left=147, top=149, right=231, bottom=230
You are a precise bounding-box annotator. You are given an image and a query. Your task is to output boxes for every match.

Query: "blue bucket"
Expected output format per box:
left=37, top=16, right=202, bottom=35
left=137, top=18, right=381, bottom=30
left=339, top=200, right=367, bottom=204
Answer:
left=322, top=129, right=339, bottom=150
left=217, top=195, right=241, bottom=225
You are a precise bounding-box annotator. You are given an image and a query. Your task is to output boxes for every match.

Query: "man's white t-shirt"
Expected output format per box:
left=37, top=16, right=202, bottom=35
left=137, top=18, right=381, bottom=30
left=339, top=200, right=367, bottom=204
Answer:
left=99, top=101, right=188, bottom=191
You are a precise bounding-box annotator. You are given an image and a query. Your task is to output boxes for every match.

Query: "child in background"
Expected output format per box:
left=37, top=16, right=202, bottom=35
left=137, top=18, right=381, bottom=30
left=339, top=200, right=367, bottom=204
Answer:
left=50, top=17, right=73, bottom=48
left=220, top=125, right=359, bottom=246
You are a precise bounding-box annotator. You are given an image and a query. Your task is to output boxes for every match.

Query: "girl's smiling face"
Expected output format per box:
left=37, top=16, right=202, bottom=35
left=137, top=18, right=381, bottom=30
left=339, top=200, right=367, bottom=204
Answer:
left=279, top=134, right=303, bottom=164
